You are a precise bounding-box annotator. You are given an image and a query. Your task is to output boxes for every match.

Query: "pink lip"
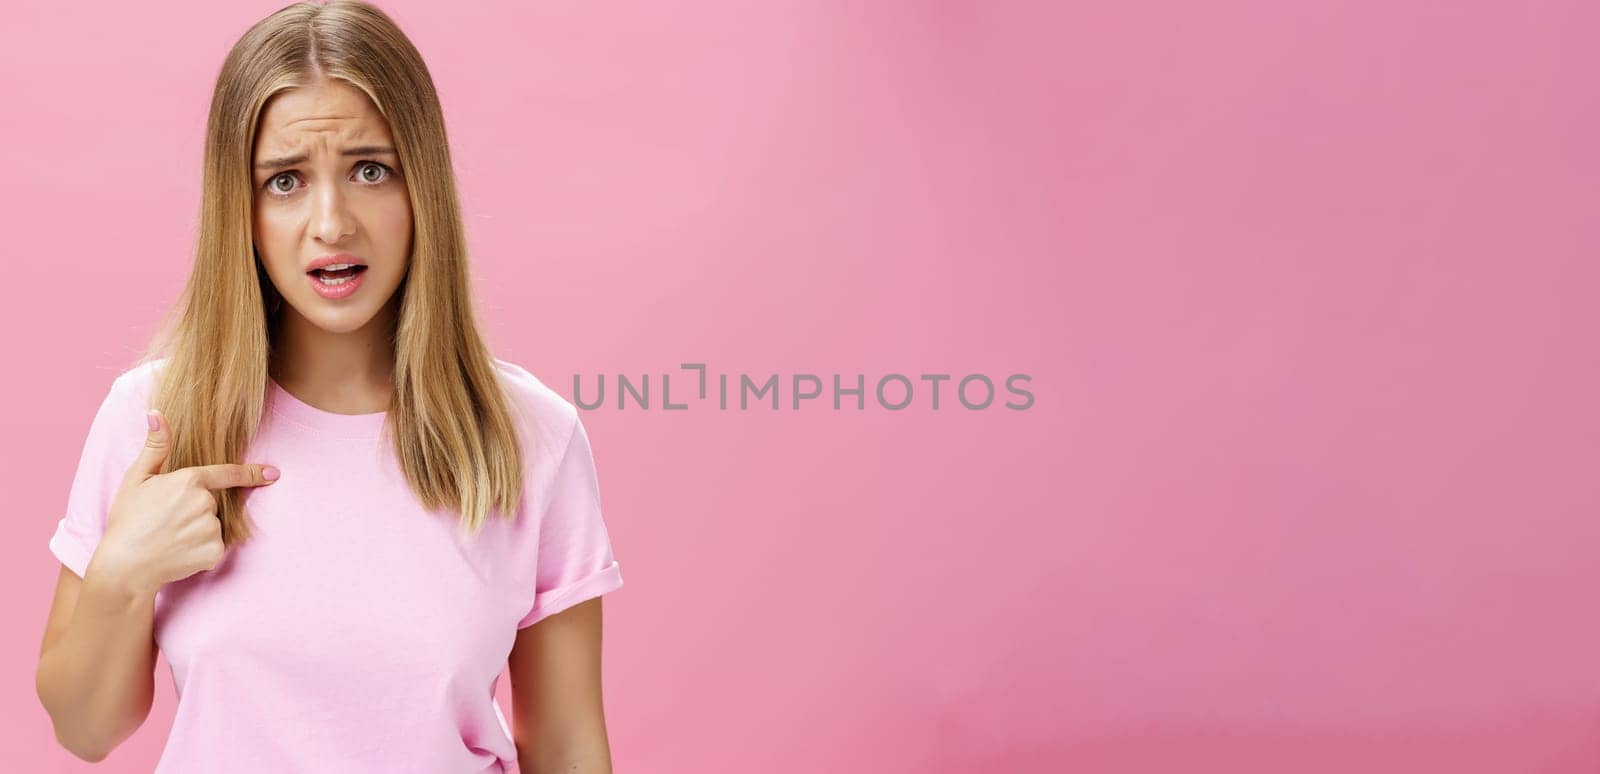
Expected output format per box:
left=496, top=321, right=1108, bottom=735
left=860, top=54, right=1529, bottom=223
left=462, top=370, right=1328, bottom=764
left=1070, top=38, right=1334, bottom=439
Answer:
left=306, top=253, right=367, bottom=272
left=307, top=263, right=366, bottom=300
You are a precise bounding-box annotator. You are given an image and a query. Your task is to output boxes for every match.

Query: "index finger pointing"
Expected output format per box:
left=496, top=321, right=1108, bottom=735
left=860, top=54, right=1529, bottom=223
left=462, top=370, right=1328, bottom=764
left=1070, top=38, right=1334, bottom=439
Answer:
left=188, top=463, right=280, bottom=490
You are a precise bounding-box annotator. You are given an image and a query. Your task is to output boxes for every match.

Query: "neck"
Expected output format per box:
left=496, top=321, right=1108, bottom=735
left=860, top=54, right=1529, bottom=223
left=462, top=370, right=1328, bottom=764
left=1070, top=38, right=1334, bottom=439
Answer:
left=268, top=301, right=397, bottom=414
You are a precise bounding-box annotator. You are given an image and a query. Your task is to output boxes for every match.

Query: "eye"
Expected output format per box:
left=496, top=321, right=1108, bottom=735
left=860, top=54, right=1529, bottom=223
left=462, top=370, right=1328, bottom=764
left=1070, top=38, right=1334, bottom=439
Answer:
left=265, top=172, right=297, bottom=196
left=356, top=160, right=392, bottom=184
left=260, top=161, right=398, bottom=198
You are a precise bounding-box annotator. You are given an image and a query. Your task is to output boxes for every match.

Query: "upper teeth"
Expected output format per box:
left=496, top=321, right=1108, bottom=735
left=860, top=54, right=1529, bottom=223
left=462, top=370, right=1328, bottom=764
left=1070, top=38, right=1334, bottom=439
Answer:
left=320, top=263, right=355, bottom=271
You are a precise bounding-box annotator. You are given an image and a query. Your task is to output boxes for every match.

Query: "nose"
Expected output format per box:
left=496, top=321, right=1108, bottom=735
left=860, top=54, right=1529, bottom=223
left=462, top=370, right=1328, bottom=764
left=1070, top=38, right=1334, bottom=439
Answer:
left=310, top=179, right=356, bottom=245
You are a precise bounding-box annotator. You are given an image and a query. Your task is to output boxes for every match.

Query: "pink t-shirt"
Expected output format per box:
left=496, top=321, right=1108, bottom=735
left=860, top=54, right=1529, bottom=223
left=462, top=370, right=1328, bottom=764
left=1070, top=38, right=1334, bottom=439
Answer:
left=48, top=357, right=624, bottom=772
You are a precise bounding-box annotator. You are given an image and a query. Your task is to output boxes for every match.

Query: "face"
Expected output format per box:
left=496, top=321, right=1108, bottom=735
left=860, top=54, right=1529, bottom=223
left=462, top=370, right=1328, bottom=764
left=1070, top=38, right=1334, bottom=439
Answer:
left=252, top=77, right=412, bottom=335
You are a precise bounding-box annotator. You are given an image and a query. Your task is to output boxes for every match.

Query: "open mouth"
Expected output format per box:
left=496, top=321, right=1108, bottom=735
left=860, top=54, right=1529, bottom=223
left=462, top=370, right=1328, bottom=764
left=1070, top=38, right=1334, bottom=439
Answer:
left=308, top=265, right=368, bottom=285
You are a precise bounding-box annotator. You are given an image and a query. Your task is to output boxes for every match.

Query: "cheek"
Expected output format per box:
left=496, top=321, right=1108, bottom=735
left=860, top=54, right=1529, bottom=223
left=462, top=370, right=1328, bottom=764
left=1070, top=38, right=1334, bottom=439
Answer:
left=253, top=206, right=300, bottom=274
left=367, top=194, right=414, bottom=262
left=252, top=209, right=288, bottom=259
left=254, top=197, right=296, bottom=237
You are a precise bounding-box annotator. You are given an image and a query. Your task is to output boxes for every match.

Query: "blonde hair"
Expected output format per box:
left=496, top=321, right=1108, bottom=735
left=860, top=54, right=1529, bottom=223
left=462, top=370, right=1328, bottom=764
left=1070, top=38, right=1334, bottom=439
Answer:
left=136, top=0, right=524, bottom=545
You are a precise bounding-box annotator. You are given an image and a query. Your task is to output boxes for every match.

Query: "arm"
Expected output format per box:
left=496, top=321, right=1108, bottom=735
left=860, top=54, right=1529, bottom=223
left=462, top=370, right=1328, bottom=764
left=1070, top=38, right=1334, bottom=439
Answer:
left=38, top=402, right=270, bottom=762
left=508, top=596, right=614, bottom=774
left=35, top=555, right=160, bottom=762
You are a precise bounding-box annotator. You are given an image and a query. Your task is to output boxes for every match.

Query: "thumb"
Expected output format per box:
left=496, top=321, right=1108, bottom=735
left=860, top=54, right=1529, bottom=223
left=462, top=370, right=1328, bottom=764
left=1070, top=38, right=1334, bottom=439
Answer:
left=129, top=409, right=173, bottom=481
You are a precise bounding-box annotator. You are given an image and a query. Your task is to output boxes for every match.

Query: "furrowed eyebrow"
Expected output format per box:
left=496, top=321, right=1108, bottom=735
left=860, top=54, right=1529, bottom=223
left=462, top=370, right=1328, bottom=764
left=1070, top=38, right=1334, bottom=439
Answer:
left=254, top=145, right=397, bottom=172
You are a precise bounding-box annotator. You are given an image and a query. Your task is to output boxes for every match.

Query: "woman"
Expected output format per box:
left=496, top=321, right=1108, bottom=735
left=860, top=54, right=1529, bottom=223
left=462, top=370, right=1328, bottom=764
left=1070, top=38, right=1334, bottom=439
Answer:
left=33, top=2, right=624, bottom=772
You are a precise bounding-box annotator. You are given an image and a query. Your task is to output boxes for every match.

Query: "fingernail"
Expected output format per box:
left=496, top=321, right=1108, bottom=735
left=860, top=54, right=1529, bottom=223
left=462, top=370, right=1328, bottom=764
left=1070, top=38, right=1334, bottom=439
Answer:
left=262, top=465, right=280, bottom=481
left=147, top=410, right=159, bottom=432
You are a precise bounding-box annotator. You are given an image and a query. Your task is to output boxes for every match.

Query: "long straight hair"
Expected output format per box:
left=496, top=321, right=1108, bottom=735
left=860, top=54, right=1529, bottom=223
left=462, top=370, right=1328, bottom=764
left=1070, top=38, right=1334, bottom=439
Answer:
left=136, top=0, right=524, bottom=545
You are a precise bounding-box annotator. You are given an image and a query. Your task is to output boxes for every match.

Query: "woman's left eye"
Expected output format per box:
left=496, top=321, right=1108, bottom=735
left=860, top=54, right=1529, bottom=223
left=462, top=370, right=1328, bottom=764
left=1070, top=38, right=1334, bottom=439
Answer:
left=355, top=161, right=392, bottom=184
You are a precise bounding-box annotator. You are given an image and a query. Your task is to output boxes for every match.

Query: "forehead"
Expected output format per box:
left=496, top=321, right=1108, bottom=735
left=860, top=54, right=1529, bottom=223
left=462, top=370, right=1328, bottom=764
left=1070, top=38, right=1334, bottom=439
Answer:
left=255, top=79, right=392, bottom=151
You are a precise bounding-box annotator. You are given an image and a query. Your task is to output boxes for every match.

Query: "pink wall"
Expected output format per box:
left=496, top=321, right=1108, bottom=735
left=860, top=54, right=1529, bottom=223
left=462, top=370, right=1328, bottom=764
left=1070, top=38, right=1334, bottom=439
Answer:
left=5, top=1, right=1597, bottom=771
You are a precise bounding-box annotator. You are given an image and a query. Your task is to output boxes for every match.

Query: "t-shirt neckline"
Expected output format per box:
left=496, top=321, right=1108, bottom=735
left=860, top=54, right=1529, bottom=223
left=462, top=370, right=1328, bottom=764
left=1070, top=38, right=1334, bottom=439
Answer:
left=267, top=377, right=389, bottom=440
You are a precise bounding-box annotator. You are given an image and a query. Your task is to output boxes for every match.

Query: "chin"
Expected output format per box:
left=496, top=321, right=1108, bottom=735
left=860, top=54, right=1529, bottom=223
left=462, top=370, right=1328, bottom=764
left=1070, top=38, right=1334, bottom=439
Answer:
left=288, top=302, right=388, bottom=334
